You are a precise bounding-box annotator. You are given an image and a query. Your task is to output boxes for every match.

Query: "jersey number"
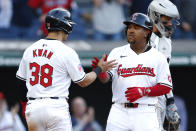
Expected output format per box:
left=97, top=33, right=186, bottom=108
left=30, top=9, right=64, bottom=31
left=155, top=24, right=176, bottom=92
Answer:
left=30, top=62, right=53, bottom=88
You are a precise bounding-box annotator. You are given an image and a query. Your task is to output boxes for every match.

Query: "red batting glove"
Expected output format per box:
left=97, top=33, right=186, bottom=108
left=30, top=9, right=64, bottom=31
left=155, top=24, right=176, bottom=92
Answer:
left=91, top=55, right=108, bottom=79
left=125, top=87, right=147, bottom=103
left=91, top=56, right=100, bottom=70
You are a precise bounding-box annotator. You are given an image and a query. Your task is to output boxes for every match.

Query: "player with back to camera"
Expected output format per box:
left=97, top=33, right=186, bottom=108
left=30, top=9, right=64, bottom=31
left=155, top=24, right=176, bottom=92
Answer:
left=16, top=8, right=116, bottom=131
left=148, top=0, right=181, bottom=130
left=92, top=13, right=173, bottom=131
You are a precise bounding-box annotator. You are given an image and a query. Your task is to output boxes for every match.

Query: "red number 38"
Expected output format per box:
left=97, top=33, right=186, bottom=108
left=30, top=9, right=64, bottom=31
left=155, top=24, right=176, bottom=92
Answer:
left=30, top=62, right=53, bottom=88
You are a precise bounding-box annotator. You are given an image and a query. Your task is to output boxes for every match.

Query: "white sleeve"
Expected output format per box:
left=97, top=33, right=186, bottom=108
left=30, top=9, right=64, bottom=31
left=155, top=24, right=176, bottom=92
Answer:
left=156, top=55, right=173, bottom=88
left=65, top=50, right=86, bottom=83
left=16, top=53, right=27, bottom=81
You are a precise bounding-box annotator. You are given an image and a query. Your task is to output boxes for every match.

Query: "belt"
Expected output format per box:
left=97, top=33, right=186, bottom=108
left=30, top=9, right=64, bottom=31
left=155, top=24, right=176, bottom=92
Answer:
left=123, top=103, right=139, bottom=108
left=28, top=97, right=68, bottom=101
left=117, top=103, right=155, bottom=108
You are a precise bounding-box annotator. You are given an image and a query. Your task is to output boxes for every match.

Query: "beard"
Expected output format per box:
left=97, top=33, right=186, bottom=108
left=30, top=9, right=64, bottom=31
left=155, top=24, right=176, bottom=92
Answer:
left=130, top=41, right=136, bottom=44
left=127, top=34, right=136, bottom=44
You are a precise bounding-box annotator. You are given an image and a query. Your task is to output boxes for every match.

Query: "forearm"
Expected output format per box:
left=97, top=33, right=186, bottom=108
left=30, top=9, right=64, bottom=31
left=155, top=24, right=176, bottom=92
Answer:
left=146, top=84, right=171, bottom=96
left=77, top=72, right=97, bottom=87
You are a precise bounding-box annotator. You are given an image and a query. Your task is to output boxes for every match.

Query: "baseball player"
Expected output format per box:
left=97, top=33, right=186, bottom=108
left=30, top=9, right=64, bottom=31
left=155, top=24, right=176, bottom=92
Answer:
left=16, top=8, right=116, bottom=131
left=148, top=0, right=181, bottom=130
left=92, top=13, right=173, bottom=131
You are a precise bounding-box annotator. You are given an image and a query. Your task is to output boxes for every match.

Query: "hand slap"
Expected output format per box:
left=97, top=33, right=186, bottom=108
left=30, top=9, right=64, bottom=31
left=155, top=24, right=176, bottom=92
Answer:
left=91, top=55, right=108, bottom=69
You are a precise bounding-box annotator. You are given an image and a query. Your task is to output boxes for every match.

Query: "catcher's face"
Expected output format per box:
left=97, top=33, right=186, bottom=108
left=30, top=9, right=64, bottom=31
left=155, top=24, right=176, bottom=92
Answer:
left=160, top=15, right=173, bottom=37
left=127, top=23, right=148, bottom=45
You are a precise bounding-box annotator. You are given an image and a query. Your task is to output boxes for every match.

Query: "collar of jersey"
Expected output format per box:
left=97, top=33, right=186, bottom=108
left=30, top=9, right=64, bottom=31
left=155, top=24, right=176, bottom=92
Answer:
left=44, top=38, right=57, bottom=40
left=144, top=46, right=152, bottom=52
left=128, top=45, right=152, bottom=55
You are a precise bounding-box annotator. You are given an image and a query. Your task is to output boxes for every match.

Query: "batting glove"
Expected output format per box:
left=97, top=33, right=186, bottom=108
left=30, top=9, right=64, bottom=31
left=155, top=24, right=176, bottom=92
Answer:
left=91, top=55, right=108, bottom=78
left=125, top=87, right=149, bottom=102
left=165, top=103, right=181, bottom=130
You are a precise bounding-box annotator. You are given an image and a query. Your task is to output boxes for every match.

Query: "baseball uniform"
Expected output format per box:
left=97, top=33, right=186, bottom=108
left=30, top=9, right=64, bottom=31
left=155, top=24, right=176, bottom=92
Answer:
left=150, top=32, right=174, bottom=123
left=16, top=38, right=86, bottom=131
left=105, top=44, right=172, bottom=131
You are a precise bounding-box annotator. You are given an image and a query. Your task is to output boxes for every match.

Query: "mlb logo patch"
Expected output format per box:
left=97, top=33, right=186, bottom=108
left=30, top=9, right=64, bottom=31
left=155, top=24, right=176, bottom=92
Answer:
left=78, top=64, right=84, bottom=72
left=168, top=75, right=172, bottom=83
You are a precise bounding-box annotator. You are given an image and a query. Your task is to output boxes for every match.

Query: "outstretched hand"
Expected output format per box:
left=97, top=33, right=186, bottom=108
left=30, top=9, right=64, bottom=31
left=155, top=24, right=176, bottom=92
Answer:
left=91, top=54, right=108, bottom=70
left=98, top=54, right=116, bottom=73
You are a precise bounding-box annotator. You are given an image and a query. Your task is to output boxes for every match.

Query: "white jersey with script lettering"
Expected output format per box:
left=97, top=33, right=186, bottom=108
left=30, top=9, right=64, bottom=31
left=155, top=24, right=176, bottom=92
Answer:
left=16, top=39, right=86, bottom=98
left=107, top=44, right=172, bottom=104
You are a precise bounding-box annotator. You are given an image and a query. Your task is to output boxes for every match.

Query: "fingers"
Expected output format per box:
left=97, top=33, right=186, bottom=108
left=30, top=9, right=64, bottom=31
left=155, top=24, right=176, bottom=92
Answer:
left=104, top=61, right=117, bottom=71
left=93, top=56, right=99, bottom=63
left=125, top=87, right=138, bottom=94
left=91, top=64, right=97, bottom=68
left=91, top=57, right=99, bottom=69
left=104, top=54, right=108, bottom=61
left=92, top=60, right=98, bottom=65
left=100, top=54, right=107, bottom=62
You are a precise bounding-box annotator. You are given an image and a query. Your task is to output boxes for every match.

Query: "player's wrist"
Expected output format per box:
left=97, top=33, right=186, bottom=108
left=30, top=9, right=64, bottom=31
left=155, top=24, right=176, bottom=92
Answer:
left=166, top=97, right=175, bottom=106
left=143, top=87, right=151, bottom=96
left=98, top=72, right=108, bottom=79
left=93, top=66, right=102, bottom=76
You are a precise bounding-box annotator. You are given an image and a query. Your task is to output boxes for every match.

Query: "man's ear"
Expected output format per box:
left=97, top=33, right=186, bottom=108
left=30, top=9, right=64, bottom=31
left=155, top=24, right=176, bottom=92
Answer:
left=144, top=29, right=151, bottom=38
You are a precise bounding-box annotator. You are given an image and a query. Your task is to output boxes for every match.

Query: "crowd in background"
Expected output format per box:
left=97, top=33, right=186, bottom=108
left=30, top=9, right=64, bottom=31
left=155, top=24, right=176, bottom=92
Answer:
left=0, top=0, right=196, bottom=41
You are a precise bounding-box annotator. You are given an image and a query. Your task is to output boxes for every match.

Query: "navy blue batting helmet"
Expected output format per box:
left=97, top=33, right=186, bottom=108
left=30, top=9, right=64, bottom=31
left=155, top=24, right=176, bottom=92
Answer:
left=45, top=8, right=76, bottom=34
left=124, top=13, right=152, bottom=31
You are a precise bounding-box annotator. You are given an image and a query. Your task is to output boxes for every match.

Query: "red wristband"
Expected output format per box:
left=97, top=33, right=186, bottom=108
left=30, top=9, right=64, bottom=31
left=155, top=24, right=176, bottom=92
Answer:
left=98, top=72, right=108, bottom=79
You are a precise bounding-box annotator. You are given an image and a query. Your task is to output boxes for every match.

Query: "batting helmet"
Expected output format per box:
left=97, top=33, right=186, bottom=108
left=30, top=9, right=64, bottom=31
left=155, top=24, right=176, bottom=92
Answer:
left=147, top=0, right=180, bottom=37
left=45, top=8, right=76, bottom=34
left=124, top=13, right=152, bottom=42
left=124, top=13, right=152, bottom=31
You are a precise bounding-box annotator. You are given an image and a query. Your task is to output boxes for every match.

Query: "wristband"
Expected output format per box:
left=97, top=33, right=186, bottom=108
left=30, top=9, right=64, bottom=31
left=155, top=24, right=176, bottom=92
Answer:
left=99, top=72, right=108, bottom=79
left=166, top=97, right=175, bottom=106
left=93, top=66, right=102, bottom=76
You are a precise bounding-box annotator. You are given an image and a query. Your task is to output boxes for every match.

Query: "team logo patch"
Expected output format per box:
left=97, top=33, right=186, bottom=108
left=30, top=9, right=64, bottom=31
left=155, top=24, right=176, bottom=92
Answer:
left=132, top=13, right=138, bottom=20
left=168, top=75, right=172, bottom=83
left=78, top=64, right=84, bottom=72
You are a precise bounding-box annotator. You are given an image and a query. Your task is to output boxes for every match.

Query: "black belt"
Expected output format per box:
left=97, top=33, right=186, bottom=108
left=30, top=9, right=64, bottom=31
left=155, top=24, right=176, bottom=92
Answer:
left=117, top=103, right=155, bottom=108
left=113, top=102, right=139, bottom=108
left=123, top=103, right=139, bottom=108
left=28, top=97, right=67, bottom=101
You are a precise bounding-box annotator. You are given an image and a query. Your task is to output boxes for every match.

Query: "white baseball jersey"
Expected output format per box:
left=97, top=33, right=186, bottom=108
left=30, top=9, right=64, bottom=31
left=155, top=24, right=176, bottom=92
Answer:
left=16, top=39, right=86, bottom=98
left=150, top=32, right=172, bottom=63
left=150, top=33, right=174, bottom=99
left=107, top=44, right=172, bottom=104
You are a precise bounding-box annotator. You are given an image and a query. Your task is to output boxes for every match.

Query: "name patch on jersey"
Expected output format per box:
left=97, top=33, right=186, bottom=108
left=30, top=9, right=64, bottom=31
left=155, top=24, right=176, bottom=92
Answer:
left=117, top=64, right=155, bottom=77
left=33, top=49, right=53, bottom=59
